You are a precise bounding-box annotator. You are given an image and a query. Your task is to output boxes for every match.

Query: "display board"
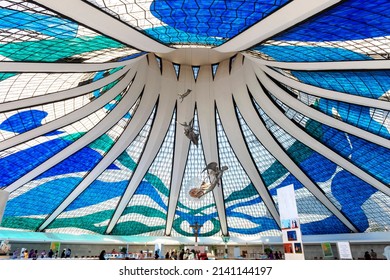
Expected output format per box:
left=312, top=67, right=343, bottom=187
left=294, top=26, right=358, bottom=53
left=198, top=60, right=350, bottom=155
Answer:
left=321, top=242, right=333, bottom=258
left=336, top=242, right=352, bottom=259
left=277, top=184, right=305, bottom=260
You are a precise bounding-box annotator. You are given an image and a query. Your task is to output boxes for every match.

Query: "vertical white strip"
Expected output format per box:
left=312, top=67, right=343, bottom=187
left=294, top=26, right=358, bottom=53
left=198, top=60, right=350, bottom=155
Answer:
left=0, top=189, right=9, bottom=224
left=277, top=184, right=305, bottom=260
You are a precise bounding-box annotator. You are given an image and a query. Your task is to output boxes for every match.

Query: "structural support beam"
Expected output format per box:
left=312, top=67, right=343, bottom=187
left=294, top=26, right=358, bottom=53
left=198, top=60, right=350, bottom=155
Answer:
left=215, top=0, right=341, bottom=52
left=215, top=58, right=280, bottom=226
left=165, top=65, right=196, bottom=236
left=259, top=65, right=390, bottom=111
left=230, top=59, right=358, bottom=232
left=245, top=64, right=390, bottom=197
left=0, top=65, right=136, bottom=151
left=33, top=0, right=174, bottom=53
left=247, top=54, right=390, bottom=70
left=5, top=65, right=143, bottom=193
left=195, top=62, right=229, bottom=236
left=0, top=57, right=142, bottom=73
left=0, top=66, right=128, bottom=113
left=39, top=68, right=156, bottom=231
left=106, top=55, right=177, bottom=234
left=253, top=64, right=390, bottom=150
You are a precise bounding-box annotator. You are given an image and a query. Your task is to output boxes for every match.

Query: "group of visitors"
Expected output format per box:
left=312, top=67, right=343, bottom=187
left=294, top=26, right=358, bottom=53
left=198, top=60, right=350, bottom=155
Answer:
left=266, top=250, right=283, bottom=260
left=164, top=248, right=208, bottom=260
left=11, top=248, right=57, bottom=259
left=10, top=248, right=73, bottom=260
left=364, top=249, right=377, bottom=260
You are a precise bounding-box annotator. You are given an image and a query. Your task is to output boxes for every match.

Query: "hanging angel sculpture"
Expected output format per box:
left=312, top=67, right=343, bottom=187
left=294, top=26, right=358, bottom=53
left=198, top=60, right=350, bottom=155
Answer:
left=179, top=118, right=199, bottom=147
left=189, top=162, right=228, bottom=199
left=178, top=89, right=192, bottom=103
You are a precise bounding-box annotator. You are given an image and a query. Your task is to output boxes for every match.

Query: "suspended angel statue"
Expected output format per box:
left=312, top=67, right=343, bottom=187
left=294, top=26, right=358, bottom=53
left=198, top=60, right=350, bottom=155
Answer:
left=178, top=89, right=192, bottom=103
left=189, top=162, right=228, bottom=199
left=179, top=118, right=199, bottom=147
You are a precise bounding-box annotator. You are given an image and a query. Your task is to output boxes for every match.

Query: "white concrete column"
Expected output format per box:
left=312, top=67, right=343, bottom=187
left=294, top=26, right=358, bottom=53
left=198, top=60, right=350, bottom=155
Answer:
left=0, top=189, right=9, bottom=224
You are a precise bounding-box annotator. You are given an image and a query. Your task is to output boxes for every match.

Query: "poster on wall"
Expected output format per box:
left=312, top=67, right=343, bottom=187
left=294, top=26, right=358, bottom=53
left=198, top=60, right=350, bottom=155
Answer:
left=336, top=241, right=353, bottom=259
left=50, top=242, right=61, bottom=255
left=277, top=184, right=305, bottom=260
left=321, top=242, right=333, bottom=258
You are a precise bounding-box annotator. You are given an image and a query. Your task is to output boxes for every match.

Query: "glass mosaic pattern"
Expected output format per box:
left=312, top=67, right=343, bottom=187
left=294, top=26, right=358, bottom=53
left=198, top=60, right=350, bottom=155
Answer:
left=251, top=0, right=390, bottom=61
left=216, top=110, right=280, bottom=237
left=86, top=0, right=290, bottom=47
left=270, top=94, right=390, bottom=186
left=171, top=111, right=221, bottom=237
left=112, top=111, right=176, bottom=236
left=46, top=103, right=156, bottom=235
left=0, top=0, right=141, bottom=62
left=256, top=103, right=390, bottom=232
left=235, top=106, right=349, bottom=235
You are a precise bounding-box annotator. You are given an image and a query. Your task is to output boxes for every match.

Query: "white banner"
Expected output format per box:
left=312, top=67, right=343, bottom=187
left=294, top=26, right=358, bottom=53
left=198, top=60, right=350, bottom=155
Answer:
left=0, top=189, right=9, bottom=224
left=337, top=242, right=353, bottom=260
left=277, top=184, right=305, bottom=260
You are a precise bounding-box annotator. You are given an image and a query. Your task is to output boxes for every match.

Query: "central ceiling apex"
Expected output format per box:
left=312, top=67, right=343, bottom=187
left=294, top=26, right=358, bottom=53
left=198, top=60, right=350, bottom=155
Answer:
left=157, top=48, right=236, bottom=66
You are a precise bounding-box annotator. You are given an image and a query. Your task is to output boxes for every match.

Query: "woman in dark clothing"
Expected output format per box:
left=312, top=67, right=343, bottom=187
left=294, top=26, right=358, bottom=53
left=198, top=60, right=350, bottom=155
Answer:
left=99, top=250, right=106, bottom=260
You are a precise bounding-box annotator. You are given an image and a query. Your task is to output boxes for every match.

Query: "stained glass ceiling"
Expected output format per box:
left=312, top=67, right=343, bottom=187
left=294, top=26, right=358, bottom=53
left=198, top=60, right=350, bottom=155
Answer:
left=0, top=0, right=389, bottom=240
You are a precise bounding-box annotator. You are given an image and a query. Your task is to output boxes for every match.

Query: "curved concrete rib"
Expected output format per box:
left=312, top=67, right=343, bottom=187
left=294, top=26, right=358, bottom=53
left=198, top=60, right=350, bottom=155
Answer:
left=0, top=57, right=142, bottom=73
left=33, top=0, right=174, bottom=53
left=38, top=74, right=158, bottom=231
left=195, top=62, right=228, bottom=236
left=253, top=64, right=390, bottom=150
left=214, top=75, right=281, bottom=227
left=0, top=65, right=137, bottom=152
left=0, top=66, right=128, bottom=113
left=229, top=59, right=358, bottom=232
left=245, top=65, right=390, bottom=197
left=5, top=65, right=145, bottom=193
left=106, top=56, right=177, bottom=234
left=215, top=0, right=341, bottom=52
left=165, top=64, right=196, bottom=236
left=259, top=65, right=390, bottom=111
left=248, top=55, right=390, bottom=71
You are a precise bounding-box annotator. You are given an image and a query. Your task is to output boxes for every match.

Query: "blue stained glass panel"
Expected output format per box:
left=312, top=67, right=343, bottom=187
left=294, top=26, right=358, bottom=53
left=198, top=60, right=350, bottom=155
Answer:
left=253, top=45, right=371, bottom=62
left=216, top=111, right=279, bottom=236
left=236, top=107, right=349, bottom=234
left=290, top=70, right=390, bottom=99
left=313, top=98, right=390, bottom=139
left=4, top=177, right=83, bottom=217
left=149, top=0, right=289, bottom=45
left=257, top=105, right=383, bottom=232
left=0, top=8, right=78, bottom=39
left=0, top=138, right=72, bottom=188
left=272, top=0, right=390, bottom=42
left=321, top=125, right=390, bottom=184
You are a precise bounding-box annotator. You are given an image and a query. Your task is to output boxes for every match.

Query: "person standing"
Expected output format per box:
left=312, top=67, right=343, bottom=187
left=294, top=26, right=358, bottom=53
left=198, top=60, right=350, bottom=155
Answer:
left=99, top=250, right=106, bottom=260
left=364, top=251, right=371, bottom=260
left=23, top=249, right=28, bottom=259
left=65, top=248, right=71, bottom=258
left=370, top=249, right=377, bottom=260
left=179, top=249, right=185, bottom=260
left=154, top=250, right=159, bottom=259
left=11, top=249, right=19, bottom=259
left=48, top=249, right=54, bottom=258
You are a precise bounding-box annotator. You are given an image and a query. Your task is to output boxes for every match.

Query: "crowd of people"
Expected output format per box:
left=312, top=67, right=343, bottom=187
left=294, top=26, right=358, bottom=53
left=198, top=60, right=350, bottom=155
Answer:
left=164, top=248, right=209, bottom=260
left=265, top=250, right=284, bottom=260
left=10, top=248, right=71, bottom=259
left=364, top=249, right=377, bottom=260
